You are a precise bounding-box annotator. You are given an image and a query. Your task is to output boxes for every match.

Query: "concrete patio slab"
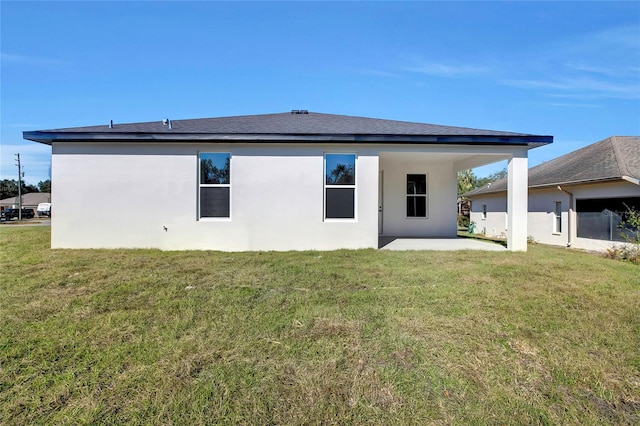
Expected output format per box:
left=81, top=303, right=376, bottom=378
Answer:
left=379, top=237, right=507, bottom=251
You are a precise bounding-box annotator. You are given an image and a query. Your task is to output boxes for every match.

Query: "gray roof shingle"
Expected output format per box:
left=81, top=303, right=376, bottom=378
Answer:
left=0, top=192, right=51, bottom=207
left=465, top=136, right=640, bottom=196
left=24, top=111, right=552, bottom=147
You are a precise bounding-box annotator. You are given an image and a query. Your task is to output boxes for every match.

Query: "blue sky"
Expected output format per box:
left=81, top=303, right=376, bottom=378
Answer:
left=2, top=1, right=639, bottom=184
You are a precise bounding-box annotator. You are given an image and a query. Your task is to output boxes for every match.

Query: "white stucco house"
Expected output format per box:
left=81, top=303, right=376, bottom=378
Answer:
left=465, top=136, right=640, bottom=251
left=24, top=111, right=552, bottom=251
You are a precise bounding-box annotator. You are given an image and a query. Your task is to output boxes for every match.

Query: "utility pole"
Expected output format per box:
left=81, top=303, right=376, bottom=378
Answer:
left=15, top=153, right=23, bottom=220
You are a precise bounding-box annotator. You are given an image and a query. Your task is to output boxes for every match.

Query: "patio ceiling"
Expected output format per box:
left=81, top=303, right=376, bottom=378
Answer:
left=378, top=151, right=512, bottom=171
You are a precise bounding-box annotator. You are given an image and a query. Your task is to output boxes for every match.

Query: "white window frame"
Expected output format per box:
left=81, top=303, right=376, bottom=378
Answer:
left=324, top=153, right=357, bottom=221
left=553, top=201, right=562, bottom=234
left=198, top=152, right=231, bottom=220
left=406, top=173, right=428, bottom=219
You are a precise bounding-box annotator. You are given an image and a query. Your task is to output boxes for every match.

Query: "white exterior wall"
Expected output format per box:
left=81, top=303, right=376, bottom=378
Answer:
left=527, top=187, right=570, bottom=246
left=52, top=142, right=379, bottom=251
left=469, top=193, right=508, bottom=237
left=51, top=141, right=533, bottom=251
left=379, top=154, right=457, bottom=237
left=470, top=180, right=640, bottom=250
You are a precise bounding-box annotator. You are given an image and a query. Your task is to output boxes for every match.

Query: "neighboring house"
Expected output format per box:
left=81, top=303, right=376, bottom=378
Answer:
left=465, top=136, right=640, bottom=251
left=24, top=111, right=551, bottom=251
left=0, top=192, right=51, bottom=212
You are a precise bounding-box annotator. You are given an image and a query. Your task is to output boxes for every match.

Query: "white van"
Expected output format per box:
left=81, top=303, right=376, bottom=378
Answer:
left=37, top=203, right=51, bottom=217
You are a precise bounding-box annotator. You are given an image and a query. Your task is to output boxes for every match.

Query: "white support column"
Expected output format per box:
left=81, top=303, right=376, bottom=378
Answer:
left=507, top=150, right=528, bottom=251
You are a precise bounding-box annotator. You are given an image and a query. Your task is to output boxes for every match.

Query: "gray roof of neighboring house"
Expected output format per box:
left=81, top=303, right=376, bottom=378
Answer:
left=465, top=136, right=640, bottom=197
left=23, top=111, right=552, bottom=147
left=0, top=192, right=51, bottom=207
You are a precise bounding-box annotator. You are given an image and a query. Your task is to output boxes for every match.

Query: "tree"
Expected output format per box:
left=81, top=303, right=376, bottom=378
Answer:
left=1, top=179, right=19, bottom=199
left=38, top=180, right=51, bottom=193
left=476, top=168, right=508, bottom=188
left=457, top=170, right=478, bottom=195
left=22, top=183, right=38, bottom=194
left=457, top=168, right=509, bottom=196
left=620, top=204, right=640, bottom=245
left=1, top=179, right=47, bottom=199
left=327, top=163, right=355, bottom=184
left=607, top=204, right=640, bottom=264
left=201, top=157, right=230, bottom=184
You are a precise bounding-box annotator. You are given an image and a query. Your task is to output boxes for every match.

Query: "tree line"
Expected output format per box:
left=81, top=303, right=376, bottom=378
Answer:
left=200, top=157, right=230, bottom=184
left=457, top=168, right=507, bottom=195
left=0, top=179, right=51, bottom=199
left=326, top=163, right=355, bottom=185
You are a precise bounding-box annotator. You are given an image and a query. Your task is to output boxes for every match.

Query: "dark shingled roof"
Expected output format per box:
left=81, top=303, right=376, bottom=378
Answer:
left=465, top=136, right=640, bottom=197
left=23, top=111, right=552, bottom=147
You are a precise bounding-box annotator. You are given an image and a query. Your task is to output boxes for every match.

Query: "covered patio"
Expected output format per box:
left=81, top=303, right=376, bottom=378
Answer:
left=378, top=145, right=533, bottom=251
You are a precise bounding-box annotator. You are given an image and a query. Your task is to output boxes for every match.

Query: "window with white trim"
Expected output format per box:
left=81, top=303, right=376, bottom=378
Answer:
left=554, top=201, right=562, bottom=233
left=325, top=153, right=356, bottom=219
left=199, top=152, right=231, bottom=218
left=406, top=174, right=427, bottom=218
left=481, top=204, right=487, bottom=220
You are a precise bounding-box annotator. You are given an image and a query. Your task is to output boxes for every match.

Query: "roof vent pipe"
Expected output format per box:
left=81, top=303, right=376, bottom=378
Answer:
left=162, top=118, right=172, bottom=129
left=109, top=120, right=113, bottom=129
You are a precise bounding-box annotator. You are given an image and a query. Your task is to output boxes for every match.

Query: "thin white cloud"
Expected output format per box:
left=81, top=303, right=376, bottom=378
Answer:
left=1, top=52, right=70, bottom=66
left=499, top=22, right=640, bottom=100
left=544, top=92, right=613, bottom=100
left=404, top=63, right=489, bottom=77
left=502, top=76, right=639, bottom=99
left=360, top=69, right=402, bottom=78
left=591, top=24, right=640, bottom=50
left=563, top=63, right=626, bottom=77
left=542, top=102, right=602, bottom=109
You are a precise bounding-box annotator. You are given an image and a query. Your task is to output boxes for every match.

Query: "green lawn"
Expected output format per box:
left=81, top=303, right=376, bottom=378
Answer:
left=1, top=227, right=638, bottom=425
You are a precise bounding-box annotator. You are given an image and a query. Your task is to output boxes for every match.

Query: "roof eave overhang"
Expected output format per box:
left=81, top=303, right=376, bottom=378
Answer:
left=529, top=177, right=625, bottom=189
left=23, top=131, right=553, bottom=148
left=467, top=176, right=631, bottom=197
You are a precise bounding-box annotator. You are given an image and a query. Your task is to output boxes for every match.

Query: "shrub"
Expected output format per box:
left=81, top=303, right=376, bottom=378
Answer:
left=604, top=244, right=640, bottom=264
left=619, top=204, right=640, bottom=244
left=606, top=204, right=640, bottom=264
left=457, top=214, right=470, bottom=228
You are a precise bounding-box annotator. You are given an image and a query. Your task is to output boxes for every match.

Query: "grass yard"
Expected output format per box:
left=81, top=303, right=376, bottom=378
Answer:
left=1, top=227, right=639, bottom=425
